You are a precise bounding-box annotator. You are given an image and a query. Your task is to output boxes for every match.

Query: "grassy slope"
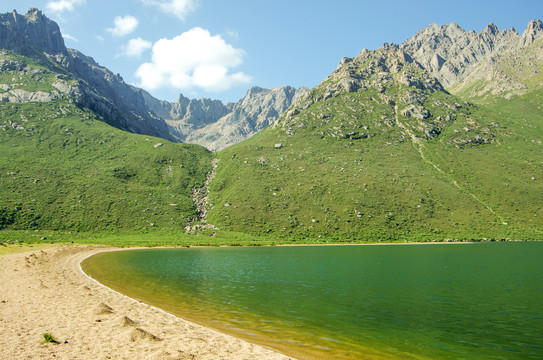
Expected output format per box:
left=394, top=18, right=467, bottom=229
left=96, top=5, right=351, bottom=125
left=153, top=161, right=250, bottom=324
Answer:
left=208, top=89, right=543, bottom=242
left=0, top=102, right=212, bottom=232
left=0, top=51, right=215, bottom=233
left=423, top=91, right=543, bottom=237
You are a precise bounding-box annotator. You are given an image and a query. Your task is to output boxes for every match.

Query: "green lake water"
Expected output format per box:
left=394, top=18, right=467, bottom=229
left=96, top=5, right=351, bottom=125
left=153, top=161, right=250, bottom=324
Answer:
left=81, top=242, right=543, bottom=359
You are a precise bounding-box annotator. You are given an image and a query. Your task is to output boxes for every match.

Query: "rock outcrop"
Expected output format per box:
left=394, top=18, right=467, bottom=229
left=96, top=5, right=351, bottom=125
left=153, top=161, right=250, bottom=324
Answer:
left=400, top=20, right=543, bottom=96
left=0, top=8, right=66, bottom=56
left=0, top=9, right=174, bottom=141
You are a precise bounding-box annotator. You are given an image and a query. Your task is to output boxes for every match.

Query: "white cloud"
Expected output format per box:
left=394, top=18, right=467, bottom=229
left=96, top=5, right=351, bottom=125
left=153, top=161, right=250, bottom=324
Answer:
left=135, top=27, right=251, bottom=93
left=119, top=38, right=153, bottom=58
left=107, top=15, right=139, bottom=37
left=62, top=33, right=78, bottom=42
left=46, top=0, right=86, bottom=14
left=141, top=0, right=197, bottom=21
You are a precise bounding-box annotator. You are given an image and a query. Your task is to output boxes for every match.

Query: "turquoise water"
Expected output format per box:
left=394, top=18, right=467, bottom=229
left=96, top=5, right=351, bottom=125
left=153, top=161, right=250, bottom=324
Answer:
left=82, top=242, right=543, bottom=359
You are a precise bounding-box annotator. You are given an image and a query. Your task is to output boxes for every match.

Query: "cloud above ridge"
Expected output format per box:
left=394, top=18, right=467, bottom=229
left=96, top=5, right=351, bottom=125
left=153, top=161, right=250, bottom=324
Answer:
left=141, top=0, right=197, bottom=21
left=46, top=0, right=85, bottom=13
left=45, top=0, right=86, bottom=16
left=135, top=27, right=251, bottom=93
left=119, top=38, right=153, bottom=58
left=107, top=15, right=139, bottom=37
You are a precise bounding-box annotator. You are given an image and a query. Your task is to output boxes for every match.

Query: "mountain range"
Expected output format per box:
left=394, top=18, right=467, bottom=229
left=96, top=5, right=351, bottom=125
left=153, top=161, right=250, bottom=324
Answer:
left=0, top=8, right=307, bottom=151
left=1, top=8, right=541, bottom=242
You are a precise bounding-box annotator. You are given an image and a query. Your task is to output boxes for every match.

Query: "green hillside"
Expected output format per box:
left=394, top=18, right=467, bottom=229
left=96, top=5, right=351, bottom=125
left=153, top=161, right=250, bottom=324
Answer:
left=0, top=66, right=212, bottom=232
left=207, top=48, right=543, bottom=242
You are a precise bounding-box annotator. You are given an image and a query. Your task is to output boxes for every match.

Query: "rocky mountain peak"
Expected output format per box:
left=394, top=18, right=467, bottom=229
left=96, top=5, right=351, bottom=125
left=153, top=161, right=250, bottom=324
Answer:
left=400, top=21, right=527, bottom=88
left=276, top=43, right=449, bottom=137
left=246, top=86, right=268, bottom=96
left=157, top=85, right=307, bottom=151
left=24, top=8, right=45, bottom=22
left=0, top=8, right=66, bottom=56
left=483, top=23, right=500, bottom=36
left=291, top=44, right=444, bottom=108
left=522, top=19, right=543, bottom=45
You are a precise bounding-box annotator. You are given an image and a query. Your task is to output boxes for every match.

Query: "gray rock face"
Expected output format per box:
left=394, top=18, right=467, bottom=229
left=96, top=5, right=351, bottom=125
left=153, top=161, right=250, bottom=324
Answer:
left=57, top=49, right=174, bottom=140
left=143, top=85, right=308, bottom=151
left=400, top=20, right=543, bottom=92
left=0, top=8, right=66, bottom=56
left=143, top=92, right=232, bottom=133
left=0, top=9, right=174, bottom=141
left=3, top=88, right=58, bottom=103
left=522, top=19, right=543, bottom=45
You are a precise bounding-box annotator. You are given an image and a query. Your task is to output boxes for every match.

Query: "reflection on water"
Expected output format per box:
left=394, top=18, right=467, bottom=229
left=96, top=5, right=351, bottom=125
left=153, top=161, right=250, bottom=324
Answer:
left=82, top=242, right=543, bottom=359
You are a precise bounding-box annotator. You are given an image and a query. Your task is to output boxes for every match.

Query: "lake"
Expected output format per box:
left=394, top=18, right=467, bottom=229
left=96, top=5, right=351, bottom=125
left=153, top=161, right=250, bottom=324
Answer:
left=81, top=242, right=543, bottom=359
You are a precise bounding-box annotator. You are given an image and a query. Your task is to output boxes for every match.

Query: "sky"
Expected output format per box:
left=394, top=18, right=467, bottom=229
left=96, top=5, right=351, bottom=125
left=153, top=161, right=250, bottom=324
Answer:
left=3, top=0, right=542, bottom=103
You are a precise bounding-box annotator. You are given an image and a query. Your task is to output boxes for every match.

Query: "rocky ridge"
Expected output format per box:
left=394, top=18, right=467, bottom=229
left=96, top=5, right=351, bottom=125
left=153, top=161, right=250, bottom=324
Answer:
left=140, top=85, right=307, bottom=151
left=0, top=8, right=65, bottom=56
left=178, top=86, right=306, bottom=151
left=0, top=9, right=173, bottom=141
left=1, top=9, right=541, bottom=151
left=400, top=20, right=543, bottom=97
left=277, top=19, right=542, bottom=146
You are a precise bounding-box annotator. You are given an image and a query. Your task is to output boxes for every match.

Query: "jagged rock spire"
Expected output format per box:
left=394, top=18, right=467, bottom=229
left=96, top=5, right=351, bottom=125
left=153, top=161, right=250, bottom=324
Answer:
left=522, top=19, right=543, bottom=45
left=0, top=8, right=66, bottom=55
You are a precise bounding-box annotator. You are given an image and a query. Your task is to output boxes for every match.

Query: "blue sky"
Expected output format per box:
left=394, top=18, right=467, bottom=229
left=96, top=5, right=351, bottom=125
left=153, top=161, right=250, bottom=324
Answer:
left=3, top=0, right=541, bottom=103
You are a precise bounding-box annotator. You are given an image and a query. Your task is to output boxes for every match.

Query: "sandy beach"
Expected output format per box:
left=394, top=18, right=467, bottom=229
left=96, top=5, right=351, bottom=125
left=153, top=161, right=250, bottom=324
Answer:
left=0, top=245, right=293, bottom=360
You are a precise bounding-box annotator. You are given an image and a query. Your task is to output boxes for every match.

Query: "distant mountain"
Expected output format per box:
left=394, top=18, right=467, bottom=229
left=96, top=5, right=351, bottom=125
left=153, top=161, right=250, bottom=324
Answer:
left=142, top=85, right=308, bottom=151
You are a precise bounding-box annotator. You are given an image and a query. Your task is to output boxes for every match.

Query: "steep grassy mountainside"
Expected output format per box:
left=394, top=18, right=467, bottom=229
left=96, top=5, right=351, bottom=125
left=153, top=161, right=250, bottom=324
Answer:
left=207, top=45, right=543, bottom=242
left=0, top=54, right=212, bottom=231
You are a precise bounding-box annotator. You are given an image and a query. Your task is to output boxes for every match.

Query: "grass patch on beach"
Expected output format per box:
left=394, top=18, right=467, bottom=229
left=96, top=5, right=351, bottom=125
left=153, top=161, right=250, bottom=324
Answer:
left=41, top=333, right=59, bottom=344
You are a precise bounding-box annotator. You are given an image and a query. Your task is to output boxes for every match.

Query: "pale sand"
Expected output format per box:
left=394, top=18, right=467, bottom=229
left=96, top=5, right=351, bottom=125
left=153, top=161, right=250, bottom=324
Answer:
left=0, top=245, right=293, bottom=360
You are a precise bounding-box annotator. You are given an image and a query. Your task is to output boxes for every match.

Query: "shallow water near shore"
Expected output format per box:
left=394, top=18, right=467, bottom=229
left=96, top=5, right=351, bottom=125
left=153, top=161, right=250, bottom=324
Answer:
left=81, top=242, right=543, bottom=359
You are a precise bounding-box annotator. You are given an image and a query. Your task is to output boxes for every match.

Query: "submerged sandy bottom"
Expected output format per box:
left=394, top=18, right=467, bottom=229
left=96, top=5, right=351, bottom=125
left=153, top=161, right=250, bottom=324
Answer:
left=0, top=245, right=293, bottom=360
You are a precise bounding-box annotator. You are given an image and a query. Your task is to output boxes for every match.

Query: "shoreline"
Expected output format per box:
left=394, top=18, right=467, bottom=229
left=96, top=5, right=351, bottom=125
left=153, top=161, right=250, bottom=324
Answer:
left=0, top=244, right=293, bottom=360
left=1, top=240, right=534, bottom=359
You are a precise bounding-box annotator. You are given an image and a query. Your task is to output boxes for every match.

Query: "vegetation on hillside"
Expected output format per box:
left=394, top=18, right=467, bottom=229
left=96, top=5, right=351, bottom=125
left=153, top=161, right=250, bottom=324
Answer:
left=207, top=51, right=543, bottom=242
left=0, top=100, right=212, bottom=232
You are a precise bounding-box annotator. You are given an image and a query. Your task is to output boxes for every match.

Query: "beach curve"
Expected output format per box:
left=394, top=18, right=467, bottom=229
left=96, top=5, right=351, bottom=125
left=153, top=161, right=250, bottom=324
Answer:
left=0, top=244, right=293, bottom=359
